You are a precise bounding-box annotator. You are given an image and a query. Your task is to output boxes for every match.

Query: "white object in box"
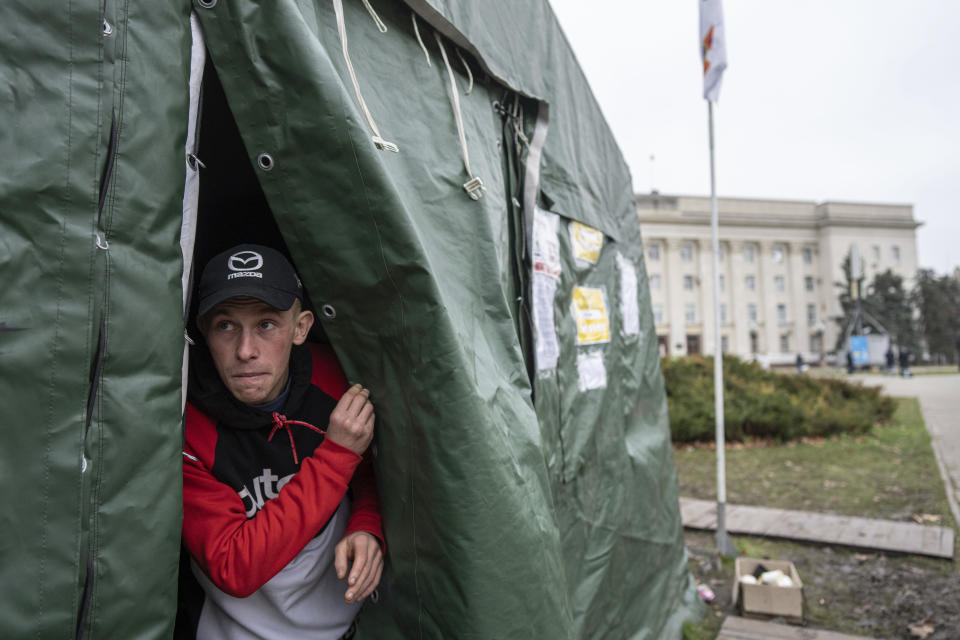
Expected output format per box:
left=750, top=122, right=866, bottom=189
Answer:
left=733, top=557, right=804, bottom=622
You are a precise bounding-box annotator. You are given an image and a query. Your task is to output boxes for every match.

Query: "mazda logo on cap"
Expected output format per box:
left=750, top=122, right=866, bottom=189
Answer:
left=228, top=251, right=263, bottom=272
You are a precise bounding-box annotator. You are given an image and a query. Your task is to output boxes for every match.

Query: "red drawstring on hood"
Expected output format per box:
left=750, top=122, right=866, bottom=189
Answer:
left=268, top=412, right=326, bottom=465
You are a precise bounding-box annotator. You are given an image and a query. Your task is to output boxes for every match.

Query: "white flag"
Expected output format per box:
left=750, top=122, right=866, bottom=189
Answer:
left=699, top=0, right=727, bottom=102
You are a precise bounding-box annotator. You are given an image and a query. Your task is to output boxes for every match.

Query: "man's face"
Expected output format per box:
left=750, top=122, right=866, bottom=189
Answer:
left=202, top=297, right=314, bottom=405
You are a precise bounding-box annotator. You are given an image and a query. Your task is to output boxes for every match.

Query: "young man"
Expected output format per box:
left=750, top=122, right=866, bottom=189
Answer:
left=177, top=244, right=383, bottom=640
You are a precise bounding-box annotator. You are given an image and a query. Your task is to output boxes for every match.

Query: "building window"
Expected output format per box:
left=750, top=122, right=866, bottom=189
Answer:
left=802, top=247, right=813, bottom=264
left=777, top=304, right=787, bottom=324
left=744, top=244, right=756, bottom=263
left=745, top=275, right=756, bottom=291
left=772, top=245, right=784, bottom=263
left=680, top=243, right=693, bottom=262
left=747, top=303, right=757, bottom=322
left=684, top=304, right=696, bottom=324
left=720, top=303, right=728, bottom=324
left=810, top=333, right=822, bottom=353
left=807, top=304, right=816, bottom=325
left=647, top=243, right=661, bottom=261
left=872, top=245, right=880, bottom=261
left=774, top=275, right=785, bottom=292
left=721, top=335, right=730, bottom=354
left=718, top=274, right=725, bottom=292
left=780, top=334, right=790, bottom=353
left=683, top=275, right=694, bottom=291
left=718, top=244, right=726, bottom=261
left=892, top=245, right=900, bottom=262
left=653, top=304, right=664, bottom=324
left=686, top=334, right=701, bottom=355
left=805, top=275, right=814, bottom=292
left=650, top=274, right=661, bottom=291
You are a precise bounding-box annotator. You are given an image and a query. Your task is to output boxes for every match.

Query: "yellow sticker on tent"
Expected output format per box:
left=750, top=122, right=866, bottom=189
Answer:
left=572, top=286, right=611, bottom=344
left=570, top=221, right=603, bottom=264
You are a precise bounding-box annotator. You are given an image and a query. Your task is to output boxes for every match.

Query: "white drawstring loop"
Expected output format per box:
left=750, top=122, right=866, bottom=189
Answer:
left=361, top=0, right=388, bottom=33
left=412, top=13, right=432, bottom=67
left=434, top=32, right=485, bottom=200
left=455, top=48, right=473, bottom=95
left=333, top=0, right=399, bottom=152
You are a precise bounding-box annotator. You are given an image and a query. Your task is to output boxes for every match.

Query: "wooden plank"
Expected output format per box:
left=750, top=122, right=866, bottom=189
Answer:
left=680, top=498, right=954, bottom=559
left=680, top=498, right=716, bottom=529
left=717, top=616, right=874, bottom=640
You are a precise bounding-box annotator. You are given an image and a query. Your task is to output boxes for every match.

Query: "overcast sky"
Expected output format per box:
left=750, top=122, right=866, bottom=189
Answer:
left=548, top=1, right=959, bottom=275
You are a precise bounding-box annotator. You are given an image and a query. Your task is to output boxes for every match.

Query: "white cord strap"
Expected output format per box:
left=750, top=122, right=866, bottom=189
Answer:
left=333, top=0, right=398, bottom=152
left=412, top=12, right=431, bottom=67
left=435, top=32, right=485, bottom=200
left=455, top=48, right=473, bottom=95
left=361, top=0, right=387, bottom=33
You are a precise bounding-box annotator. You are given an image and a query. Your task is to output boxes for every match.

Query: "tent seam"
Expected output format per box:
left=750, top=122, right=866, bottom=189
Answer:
left=37, top=0, right=76, bottom=633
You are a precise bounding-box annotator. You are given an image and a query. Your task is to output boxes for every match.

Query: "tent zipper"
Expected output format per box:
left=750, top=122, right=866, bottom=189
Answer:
left=97, top=112, right=118, bottom=224
left=75, top=316, right=105, bottom=639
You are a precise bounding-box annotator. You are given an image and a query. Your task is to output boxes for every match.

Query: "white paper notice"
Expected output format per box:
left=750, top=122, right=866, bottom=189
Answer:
left=577, top=350, right=607, bottom=392
left=617, top=253, right=640, bottom=337
left=533, top=273, right=560, bottom=371
left=533, top=207, right=562, bottom=278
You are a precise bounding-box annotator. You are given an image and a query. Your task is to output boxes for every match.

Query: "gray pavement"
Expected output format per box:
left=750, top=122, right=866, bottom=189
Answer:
left=858, top=373, right=960, bottom=529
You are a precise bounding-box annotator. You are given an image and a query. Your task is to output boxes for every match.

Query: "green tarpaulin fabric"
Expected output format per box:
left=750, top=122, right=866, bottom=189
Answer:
left=1, top=0, right=701, bottom=638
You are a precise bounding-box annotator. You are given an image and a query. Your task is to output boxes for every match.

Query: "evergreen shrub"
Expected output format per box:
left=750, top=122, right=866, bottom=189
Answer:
left=662, top=356, right=895, bottom=443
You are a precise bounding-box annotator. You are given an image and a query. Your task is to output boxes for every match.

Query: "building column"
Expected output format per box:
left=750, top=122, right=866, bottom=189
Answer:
left=728, top=240, right=749, bottom=357
left=664, top=238, right=686, bottom=355
left=788, top=242, right=809, bottom=357
left=698, top=239, right=716, bottom=355
left=758, top=240, right=778, bottom=358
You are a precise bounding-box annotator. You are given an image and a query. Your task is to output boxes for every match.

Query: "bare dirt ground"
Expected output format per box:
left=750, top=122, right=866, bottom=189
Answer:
left=685, top=529, right=960, bottom=639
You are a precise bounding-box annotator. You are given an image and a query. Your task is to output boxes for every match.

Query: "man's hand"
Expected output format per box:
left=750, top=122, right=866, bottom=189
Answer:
left=334, top=532, right=383, bottom=604
left=326, top=384, right=375, bottom=455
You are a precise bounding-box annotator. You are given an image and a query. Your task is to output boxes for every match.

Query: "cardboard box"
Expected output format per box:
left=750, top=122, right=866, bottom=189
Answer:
left=733, top=557, right=804, bottom=622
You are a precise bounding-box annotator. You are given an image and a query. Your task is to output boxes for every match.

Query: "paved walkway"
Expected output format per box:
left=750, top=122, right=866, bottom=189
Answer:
left=858, top=373, right=960, bottom=529
left=681, top=498, right=954, bottom=558
left=717, top=616, right=872, bottom=640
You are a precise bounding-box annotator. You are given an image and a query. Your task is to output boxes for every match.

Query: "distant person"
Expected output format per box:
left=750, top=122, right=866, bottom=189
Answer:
left=898, top=348, right=912, bottom=377
left=885, top=347, right=895, bottom=375
left=846, top=350, right=855, bottom=375
left=795, top=353, right=804, bottom=374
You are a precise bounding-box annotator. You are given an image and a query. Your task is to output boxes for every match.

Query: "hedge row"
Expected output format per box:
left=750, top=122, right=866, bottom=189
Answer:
left=662, top=356, right=895, bottom=443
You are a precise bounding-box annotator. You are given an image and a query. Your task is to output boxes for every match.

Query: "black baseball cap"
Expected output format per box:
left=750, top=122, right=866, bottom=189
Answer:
left=197, top=244, right=303, bottom=317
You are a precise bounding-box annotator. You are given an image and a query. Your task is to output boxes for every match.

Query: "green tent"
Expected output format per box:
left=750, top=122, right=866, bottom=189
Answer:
left=0, top=0, right=702, bottom=637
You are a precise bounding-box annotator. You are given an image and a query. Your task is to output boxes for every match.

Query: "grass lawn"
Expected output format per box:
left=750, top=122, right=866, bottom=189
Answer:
left=676, top=398, right=960, bottom=639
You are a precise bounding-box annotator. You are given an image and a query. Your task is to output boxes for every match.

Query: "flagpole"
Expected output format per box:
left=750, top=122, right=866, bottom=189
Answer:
left=708, top=100, right=737, bottom=557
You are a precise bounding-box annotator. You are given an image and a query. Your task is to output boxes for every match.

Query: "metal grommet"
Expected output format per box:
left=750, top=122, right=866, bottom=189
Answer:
left=186, top=153, right=206, bottom=171
left=321, top=304, right=337, bottom=319
left=197, top=0, right=217, bottom=8
left=81, top=456, right=88, bottom=473
left=95, top=234, right=109, bottom=250
left=257, top=153, right=274, bottom=171
left=102, top=19, right=113, bottom=36
left=370, top=589, right=380, bottom=604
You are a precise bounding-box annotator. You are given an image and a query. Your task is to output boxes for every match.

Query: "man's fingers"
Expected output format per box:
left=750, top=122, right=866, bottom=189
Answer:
left=345, top=386, right=370, bottom=413
left=344, top=535, right=382, bottom=603
left=346, top=540, right=373, bottom=590
left=334, top=539, right=351, bottom=580
left=357, top=401, right=374, bottom=425
left=355, top=555, right=383, bottom=601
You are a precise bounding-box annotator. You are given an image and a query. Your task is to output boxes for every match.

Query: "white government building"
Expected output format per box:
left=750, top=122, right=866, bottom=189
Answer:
left=637, top=193, right=921, bottom=365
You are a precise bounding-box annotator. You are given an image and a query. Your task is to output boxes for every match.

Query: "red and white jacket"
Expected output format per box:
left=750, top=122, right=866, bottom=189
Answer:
left=178, top=342, right=382, bottom=640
